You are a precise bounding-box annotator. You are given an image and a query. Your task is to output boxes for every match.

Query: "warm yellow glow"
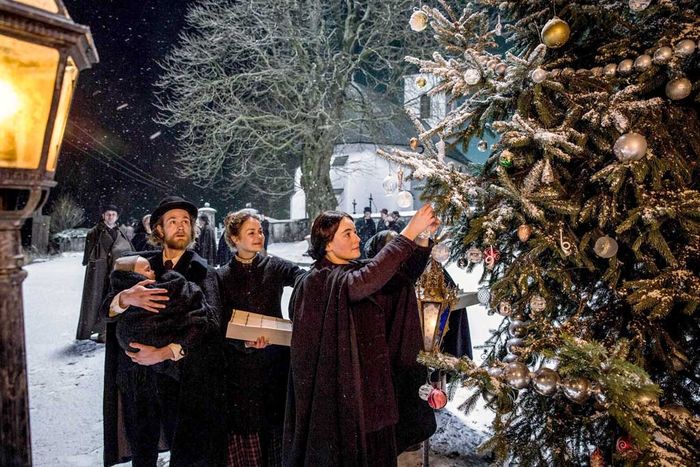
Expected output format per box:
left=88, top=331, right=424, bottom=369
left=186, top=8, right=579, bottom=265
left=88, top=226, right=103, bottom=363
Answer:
left=14, top=0, right=60, bottom=13
left=0, top=80, right=21, bottom=121
left=47, top=58, right=78, bottom=171
left=0, top=34, right=59, bottom=169
left=421, top=302, right=440, bottom=352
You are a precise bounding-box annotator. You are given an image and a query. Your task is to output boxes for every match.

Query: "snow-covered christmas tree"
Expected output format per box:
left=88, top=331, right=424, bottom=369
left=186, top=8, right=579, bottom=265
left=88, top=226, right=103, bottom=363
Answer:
left=380, top=1, right=699, bottom=464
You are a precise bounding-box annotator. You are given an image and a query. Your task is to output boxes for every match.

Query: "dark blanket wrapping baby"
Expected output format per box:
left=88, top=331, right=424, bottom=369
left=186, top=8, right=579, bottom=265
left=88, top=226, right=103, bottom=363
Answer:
left=111, top=270, right=209, bottom=380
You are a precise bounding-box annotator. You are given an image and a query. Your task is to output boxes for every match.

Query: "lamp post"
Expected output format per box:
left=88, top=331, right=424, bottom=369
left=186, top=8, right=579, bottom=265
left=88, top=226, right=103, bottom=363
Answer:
left=0, top=1, right=97, bottom=464
left=415, top=257, right=457, bottom=467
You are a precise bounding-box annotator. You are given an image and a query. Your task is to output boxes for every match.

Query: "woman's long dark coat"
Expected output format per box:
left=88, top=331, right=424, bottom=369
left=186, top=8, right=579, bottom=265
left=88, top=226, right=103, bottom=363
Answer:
left=215, top=255, right=303, bottom=433
left=77, top=221, right=132, bottom=339
left=284, top=235, right=436, bottom=466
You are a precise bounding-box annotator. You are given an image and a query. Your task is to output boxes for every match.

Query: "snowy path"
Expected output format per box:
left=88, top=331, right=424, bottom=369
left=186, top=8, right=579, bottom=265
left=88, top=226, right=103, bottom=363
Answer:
left=24, top=248, right=499, bottom=466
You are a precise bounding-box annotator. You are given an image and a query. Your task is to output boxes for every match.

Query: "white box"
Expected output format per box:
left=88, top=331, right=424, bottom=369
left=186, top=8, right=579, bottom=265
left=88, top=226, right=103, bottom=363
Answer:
left=226, top=309, right=293, bottom=347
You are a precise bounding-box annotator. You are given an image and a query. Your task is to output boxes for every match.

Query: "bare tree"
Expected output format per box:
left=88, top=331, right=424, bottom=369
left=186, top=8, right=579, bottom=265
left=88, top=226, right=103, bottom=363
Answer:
left=156, top=0, right=432, bottom=219
left=49, top=194, right=85, bottom=234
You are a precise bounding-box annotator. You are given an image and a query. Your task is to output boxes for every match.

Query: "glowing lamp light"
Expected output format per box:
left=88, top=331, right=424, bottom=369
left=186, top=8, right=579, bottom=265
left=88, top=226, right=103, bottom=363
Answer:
left=415, top=258, right=458, bottom=352
left=0, top=80, right=21, bottom=121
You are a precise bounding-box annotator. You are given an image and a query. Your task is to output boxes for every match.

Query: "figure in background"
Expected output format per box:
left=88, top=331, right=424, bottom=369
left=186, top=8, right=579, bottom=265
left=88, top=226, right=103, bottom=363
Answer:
left=260, top=213, right=271, bottom=251
left=390, top=211, right=405, bottom=233
left=131, top=214, right=156, bottom=252
left=377, top=208, right=391, bottom=232
left=354, top=206, right=376, bottom=259
left=195, top=213, right=217, bottom=266
left=77, top=204, right=133, bottom=342
left=216, top=229, right=233, bottom=267
left=216, top=210, right=303, bottom=467
left=284, top=205, right=438, bottom=466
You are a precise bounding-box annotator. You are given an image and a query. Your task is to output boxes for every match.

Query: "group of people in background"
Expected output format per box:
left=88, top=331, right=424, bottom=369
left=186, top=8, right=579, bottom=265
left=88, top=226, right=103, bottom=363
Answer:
left=76, top=196, right=448, bottom=466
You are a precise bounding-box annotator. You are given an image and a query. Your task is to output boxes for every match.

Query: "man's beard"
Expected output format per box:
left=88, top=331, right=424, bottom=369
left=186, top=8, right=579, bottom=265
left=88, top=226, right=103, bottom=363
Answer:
left=164, top=234, right=191, bottom=250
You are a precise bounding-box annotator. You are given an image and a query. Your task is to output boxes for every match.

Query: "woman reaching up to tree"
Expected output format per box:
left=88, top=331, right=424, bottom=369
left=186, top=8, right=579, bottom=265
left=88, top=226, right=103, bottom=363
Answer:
left=284, top=204, right=439, bottom=466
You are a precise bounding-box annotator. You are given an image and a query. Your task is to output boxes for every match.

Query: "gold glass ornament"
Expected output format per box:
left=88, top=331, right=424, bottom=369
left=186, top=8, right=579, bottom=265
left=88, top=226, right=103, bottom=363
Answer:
left=613, top=132, right=647, bottom=161
left=665, top=77, right=692, bottom=100
left=634, top=54, right=652, bottom=72
left=416, top=76, right=427, bottom=88
left=617, top=59, right=634, bottom=76
left=603, top=63, right=617, bottom=77
left=594, top=235, right=619, bottom=258
left=653, top=46, right=673, bottom=65
left=531, top=67, right=548, bottom=83
left=540, top=17, right=570, bottom=48
left=532, top=368, right=559, bottom=396
left=674, top=39, right=696, bottom=58
left=495, top=63, right=507, bottom=76
left=409, top=10, right=429, bottom=32
left=517, top=224, right=532, bottom=242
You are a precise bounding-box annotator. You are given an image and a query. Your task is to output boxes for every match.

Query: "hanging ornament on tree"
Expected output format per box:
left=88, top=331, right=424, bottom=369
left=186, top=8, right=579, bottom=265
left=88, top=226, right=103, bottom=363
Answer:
left=529, top=295, right=546, bottom=313
left=416, top=76, right=427, bottom=88
left=499, top=150, right=514, bottom=168
left=594, top=235, right=619, bottom=258
left=532, top=367, right=560, bottom=396
left=503, top=362, right=531, bottom=389
left=517, top=224, right=533, bottom=242
left=477, top=286, right=491, bottom=306
left=494, top=14, right=502, bottom=36
left=613, top=132, right=647, bottom=161
left=540, top=17, right=570, bottom=48
left=483, top=246, right=500, bottom=270
left=590, top=448, right=605, bottom=467
left=665, top=77, right=692, bottom=100
left=463, top=69, right=481, bottom=85
left=541, top=159, right=555, bottom=184
left=498, top=301, right=513, bottom=317
left=633, top=54, right=652, bottom=72
left=653, top=46, right=673, bottom=64
left=559, top=227, right=572, bottom=256
left=418, top=383, right=433, bottom=401
left=617, top=59, right=634, bottom=76
left=466, top=247, right=483, bottom=264
left=409, top=10, right=429, bottom=32
left=674, top=39, right=697, bottom=58
left=396, top=190, right=414, bottom=209
left=427, top=387, right=448, bottom=409
left=382, top=174, right=398, bottom=194
left=506, top=338, right=524, bottom=354
left=561, top=377, right=591, bottom=403
left=508, top=320, right=527, bottom=338
left=494, top=63, right=508, bottom=76
left=477, top=140, right=488, bottom=152
left=603, top=63, right=617, bottom=77
left=628, top=0, right=652, bottom=11
left=531, top=67, right=548, bottom=83
left=431, top=242, right=450, bottom=263
left=409, top=137, right=419, bottom=151
left=616, top=436, right=635, bottom=454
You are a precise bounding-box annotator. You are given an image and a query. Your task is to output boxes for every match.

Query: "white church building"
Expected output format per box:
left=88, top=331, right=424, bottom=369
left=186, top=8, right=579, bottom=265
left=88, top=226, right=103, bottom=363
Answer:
left=289, top=73, right=473, bottom=219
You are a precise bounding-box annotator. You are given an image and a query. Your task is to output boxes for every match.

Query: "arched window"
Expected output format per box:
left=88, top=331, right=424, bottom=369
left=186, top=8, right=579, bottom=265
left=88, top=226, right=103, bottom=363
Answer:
left=419, top=94, right=431, bottom=119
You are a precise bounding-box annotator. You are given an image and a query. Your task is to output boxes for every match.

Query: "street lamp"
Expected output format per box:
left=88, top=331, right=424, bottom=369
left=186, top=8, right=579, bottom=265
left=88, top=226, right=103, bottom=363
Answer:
left=0, top=1, right=97, bottom=465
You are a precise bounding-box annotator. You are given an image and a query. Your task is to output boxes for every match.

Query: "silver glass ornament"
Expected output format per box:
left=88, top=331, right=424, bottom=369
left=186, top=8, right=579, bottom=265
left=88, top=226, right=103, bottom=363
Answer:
left=431, top=242, right=450, bottom=263
left=508, top=320, right=527, bottom=338
left=633, top=54, right=652, bottom=72
left=498, top=301, right=512, bottom=317
left=617, top=59, right=634, bottom=76
left=418, top=383, right=433, bottom=401
left=603, top=63, right=617, bottom=77
left=562, top=377, right=591, bottom=404
left=506, top=338, right=524, bottom=353
left=504, top=362, right=531, bottom=389
left=466, top=247, right=483, bottom=263
left=532, top=368, right=560, bottom=396
left=464, top=69, right=481, bottom=85
left=382, top=174, right=398, bottom=194
left=653, top=46, right=673, bottom=65
left=531, top=67, right=548, bottom=83
left=477, top=140, right=488, bottom=152
left=396, top=190, right=414, bottom=209
left=665, top=77, right=692, bottom=100
left=503, top=353, right=519, bottom=363
left=477, top=286, right=491, bottom=306
left=529, top=295, right=546, bottom=313
left=613, top=132, right=647, bottom=161
left=594, top=235, right=619, bottom=258
left=674, top=39, right=696, bottom=58
left=629, top=0, right=652, bottom=11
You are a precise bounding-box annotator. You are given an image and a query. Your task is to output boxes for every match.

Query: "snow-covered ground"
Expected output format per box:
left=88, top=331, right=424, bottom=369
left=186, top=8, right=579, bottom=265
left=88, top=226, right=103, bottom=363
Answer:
left=23, top=242, right=502, bottom=466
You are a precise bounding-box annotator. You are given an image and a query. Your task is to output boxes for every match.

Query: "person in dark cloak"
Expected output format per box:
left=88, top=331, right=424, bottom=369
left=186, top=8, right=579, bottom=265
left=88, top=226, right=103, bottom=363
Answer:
left=195, top=213, right=217, bottom=265
left=354, top=206, right=377, bottom=259
left=284, top=204, right=439, bottom=466
left=216, top=210, right=304, bottom=466
left=216, top=229, right=234, bottom=266
left=102, top=196, right=225, bottom=467
left=131, top=214, right=156, bottom=252
left=77, top=204, right=133, bottom=342
left=260, top=213, right=271, bottom=251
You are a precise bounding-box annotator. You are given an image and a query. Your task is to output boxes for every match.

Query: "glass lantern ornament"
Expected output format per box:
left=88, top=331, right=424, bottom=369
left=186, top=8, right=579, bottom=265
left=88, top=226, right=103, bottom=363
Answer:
left=415, top=258, right=458, bottom=352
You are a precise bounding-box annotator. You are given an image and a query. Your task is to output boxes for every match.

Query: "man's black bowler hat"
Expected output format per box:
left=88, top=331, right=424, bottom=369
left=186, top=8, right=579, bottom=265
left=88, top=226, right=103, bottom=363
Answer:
left=150, top=196, right=198, bottom=229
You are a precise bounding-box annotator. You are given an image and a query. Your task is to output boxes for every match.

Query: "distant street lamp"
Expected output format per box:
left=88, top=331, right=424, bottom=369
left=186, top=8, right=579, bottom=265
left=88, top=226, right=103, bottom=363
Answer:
left=0, top=1, right=97, bottom=464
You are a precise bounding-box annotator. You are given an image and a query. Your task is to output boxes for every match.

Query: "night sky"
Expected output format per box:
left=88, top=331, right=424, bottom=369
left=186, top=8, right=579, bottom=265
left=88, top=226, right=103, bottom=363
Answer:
left=53, top=0, right=257, bottom=226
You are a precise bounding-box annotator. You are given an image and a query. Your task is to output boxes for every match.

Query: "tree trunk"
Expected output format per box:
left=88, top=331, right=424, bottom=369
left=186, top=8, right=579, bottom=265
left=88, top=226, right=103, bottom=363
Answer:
left=301, top=134, right=337, bottom=221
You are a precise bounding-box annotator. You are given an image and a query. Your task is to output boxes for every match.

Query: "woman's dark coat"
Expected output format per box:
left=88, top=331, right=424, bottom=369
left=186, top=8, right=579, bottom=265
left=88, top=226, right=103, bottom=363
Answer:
left=77, top=221, right=133, bottom=339
left=130, top=223, right=155, bottom=252
left=103, top=249, right=226, bottom=467
left=215, top=254, right=303, bottom=433
left=195, top=224, right=217, bottom=265
left=284, top=235, right=436, bottom=466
